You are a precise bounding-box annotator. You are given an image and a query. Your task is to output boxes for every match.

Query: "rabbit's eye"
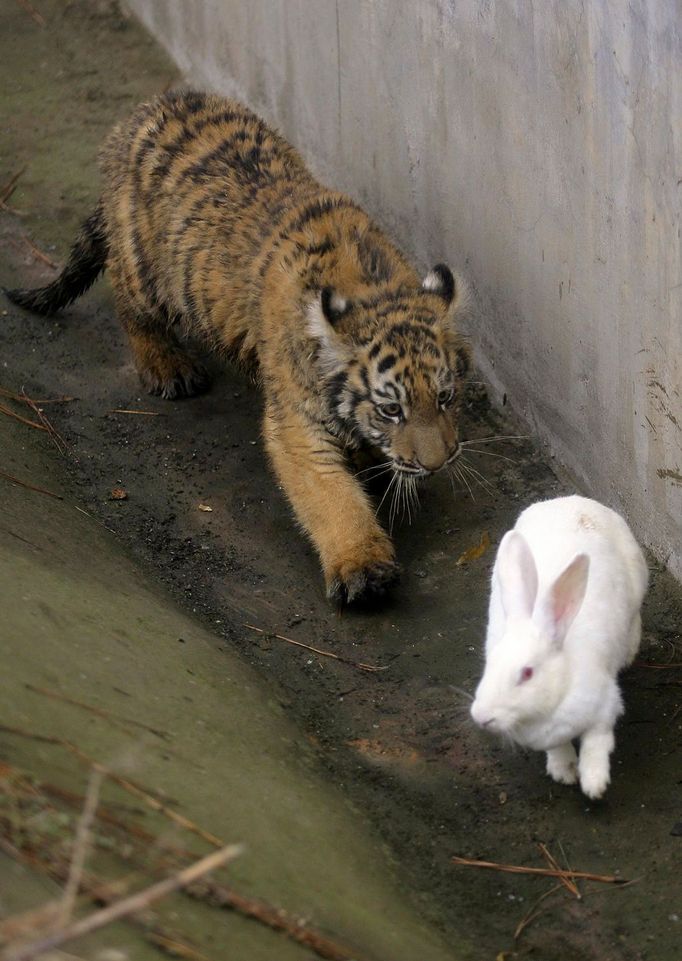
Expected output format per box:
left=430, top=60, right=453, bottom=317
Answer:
left=519, top=666, right=534, bottom=683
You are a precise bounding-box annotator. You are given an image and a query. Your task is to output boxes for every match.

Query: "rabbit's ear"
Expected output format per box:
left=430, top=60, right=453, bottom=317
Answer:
left=538, top=553, right=590, bottom=647
left=497, top=531, right=538, bottom=620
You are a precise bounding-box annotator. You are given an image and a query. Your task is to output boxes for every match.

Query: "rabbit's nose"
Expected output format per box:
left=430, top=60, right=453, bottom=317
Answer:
left=470, top=702, right=496, bottom=729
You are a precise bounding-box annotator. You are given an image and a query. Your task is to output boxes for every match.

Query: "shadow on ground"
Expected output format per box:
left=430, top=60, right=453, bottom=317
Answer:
left=0, top=3, right=680, bottom=960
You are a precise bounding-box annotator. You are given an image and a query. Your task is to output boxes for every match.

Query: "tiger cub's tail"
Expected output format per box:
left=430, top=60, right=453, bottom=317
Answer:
left=4, top=201, right=109, bottom=315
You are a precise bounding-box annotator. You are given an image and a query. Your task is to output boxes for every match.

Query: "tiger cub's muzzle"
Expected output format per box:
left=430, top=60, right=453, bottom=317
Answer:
left=393, top=441, right=461, bottom=476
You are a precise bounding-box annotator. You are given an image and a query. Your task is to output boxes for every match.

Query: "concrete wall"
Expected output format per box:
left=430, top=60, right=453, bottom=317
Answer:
left=126, top=0, right=682, bottom=581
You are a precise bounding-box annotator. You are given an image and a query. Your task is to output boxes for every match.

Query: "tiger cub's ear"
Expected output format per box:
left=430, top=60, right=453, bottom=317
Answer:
left=307, top=288, right=353, bottom=372
left=320, top=286, right=351, bottom=324
left=422, top=263, right=456, bottom=306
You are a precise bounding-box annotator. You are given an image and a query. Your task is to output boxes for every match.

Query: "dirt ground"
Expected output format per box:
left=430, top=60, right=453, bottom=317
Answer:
left=1, top=3, right=680, bottom=959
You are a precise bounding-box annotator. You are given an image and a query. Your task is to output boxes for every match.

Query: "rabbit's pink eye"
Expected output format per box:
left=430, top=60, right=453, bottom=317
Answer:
left=520, top=666, right=534, bottom=682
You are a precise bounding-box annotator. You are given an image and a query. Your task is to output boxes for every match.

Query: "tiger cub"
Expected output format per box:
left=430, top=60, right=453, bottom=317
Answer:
left=5, top=90, right=470, bottom=604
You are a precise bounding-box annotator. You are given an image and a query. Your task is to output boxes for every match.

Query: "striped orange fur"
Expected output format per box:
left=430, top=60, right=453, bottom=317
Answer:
left=5, top=91, right=471, bottom=603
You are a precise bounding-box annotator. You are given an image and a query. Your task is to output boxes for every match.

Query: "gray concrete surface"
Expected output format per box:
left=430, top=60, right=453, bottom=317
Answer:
left=126, top=0, right=682, bottom=583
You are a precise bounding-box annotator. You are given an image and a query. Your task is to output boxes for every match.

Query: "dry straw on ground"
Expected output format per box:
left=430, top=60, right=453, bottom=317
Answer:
left=245, top=622, right=389, bottom=673
left=0, top=727, right=367, bottom=961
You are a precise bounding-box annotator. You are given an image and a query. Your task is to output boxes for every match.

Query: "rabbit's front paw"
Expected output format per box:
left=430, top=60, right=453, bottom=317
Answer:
left=546, top=745, right=578, bottom=785
left=579, top=761, right=610, bottom=799
left=578, top=728, right=614, bottom=799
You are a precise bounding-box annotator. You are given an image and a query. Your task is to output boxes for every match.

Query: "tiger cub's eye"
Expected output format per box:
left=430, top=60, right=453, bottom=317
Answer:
left=438, top=388, right=455, bottom=407
left=378, top=402, right=402, bottom=421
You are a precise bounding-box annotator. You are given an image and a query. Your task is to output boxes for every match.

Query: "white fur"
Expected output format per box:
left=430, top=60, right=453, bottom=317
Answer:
left=306, top=297, right=349, bottom=374
left=327, top=290, right=349, bottom=314
left=422, top=269, right=444, bottom=292
left=422, top=267, right=470, bottom=305
left=470, top=495, right=648, bottom=799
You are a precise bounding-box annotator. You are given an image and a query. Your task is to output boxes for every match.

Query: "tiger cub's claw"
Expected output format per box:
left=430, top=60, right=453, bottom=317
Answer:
left=326, top=557, right=400, bottom=606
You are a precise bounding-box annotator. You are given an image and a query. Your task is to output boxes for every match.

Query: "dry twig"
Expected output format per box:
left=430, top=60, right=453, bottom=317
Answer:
left=0, top=403, right=47, bottom=431
left=145, top=933, right=213, bottom=961
left=58, top=770, right=103, bottom=926
left=0, top=202, right=26, bottom=217
left=187, top=878, right=360, bottom=961
left=0, top=725, right=224, bottom=848
left=0, top=767, right=367, bottom=961
left=513, top=883, right=563, bottom=942
left=3, top=844, right=243, bottom=961
left=22, top=236, right=58, bottom=270
left=15, top=0, right=46, bottom=27
left=21, top=392, right=69, bottom=455
left=109, top=408, right=162, bottom=416
left=0, top=387, right=75, bottom=405
left=0, top=902, right=64, bottom=945
left=451, top=854, right=629, bottom=885
left=25, top=684, right=172, bottom=741
left=0, top=385, right=70, bottom=454
left=0, top=166, right=27, bottom=205
left=72, top=505, right=118, bottom=536
left=0, top=469, right=63, bottom=500
left=244, top=623, right=389, bottom=673
left=537, top=842, right=580, bottom=899
left=0, top=828, right=215, bottom=961
left=7, top=235, right=58, bottom=271
left=31, top=780, right=199, bottom=866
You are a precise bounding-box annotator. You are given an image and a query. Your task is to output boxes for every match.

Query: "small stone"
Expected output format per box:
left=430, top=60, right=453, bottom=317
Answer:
left=198, top=503, right=213, bottom=512
left=110, top=487, right=128, bottom=500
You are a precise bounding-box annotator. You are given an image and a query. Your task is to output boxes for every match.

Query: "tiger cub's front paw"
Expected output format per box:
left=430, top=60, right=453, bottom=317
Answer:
left=326, top=550, right=400, bottom=606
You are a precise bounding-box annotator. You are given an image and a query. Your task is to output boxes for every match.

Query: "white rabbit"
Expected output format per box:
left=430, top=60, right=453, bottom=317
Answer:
left=470, top=495, right=648, bottom=799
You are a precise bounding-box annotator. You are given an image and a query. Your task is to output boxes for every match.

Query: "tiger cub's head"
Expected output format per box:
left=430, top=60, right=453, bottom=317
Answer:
left=308, top=264, right=470, bottom=475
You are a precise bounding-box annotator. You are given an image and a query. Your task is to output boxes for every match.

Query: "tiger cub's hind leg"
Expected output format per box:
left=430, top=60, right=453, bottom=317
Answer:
left=113, top=292, right=209, bottom=400
left=127, top=325, right=210, bottom=400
